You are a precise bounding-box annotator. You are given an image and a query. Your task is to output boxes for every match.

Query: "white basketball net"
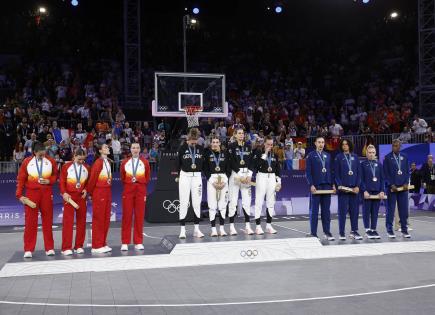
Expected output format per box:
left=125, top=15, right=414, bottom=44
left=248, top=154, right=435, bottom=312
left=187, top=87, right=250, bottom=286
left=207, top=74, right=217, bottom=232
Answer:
left=184, top=106, right=201, bottom=128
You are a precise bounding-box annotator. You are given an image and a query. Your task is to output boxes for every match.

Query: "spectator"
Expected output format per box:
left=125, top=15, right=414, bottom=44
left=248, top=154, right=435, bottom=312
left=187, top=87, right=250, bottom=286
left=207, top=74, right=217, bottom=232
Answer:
left=112, top=135, right=122, bottom=171
left=409, top=162, right=422, bottom=193
left=398, top=126, right=412, bottom=144
left=412, top=114, right=428, bottom=135
left=24, top=133, right=37, bottom=157
left=13, top=142, right=25, bottom=170
left=284, top=144, right=293, bottom=170
left=293, top=141, right=305, bottom=160
left=294, top=142, right=306, bottom=159
left=421, top=155, right=435, bottom=194
left=115, top=108, right=126, bottom=122
left=149, top=143, right=159, bottom=163
left=142, top=121, right=153, bottom=149
left=328, top=119, right=343, bottom=137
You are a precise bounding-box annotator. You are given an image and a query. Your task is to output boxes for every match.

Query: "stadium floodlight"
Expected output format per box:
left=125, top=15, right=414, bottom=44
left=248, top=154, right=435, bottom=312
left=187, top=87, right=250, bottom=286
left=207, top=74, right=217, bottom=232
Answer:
left=38, top=7, right=47, bottom=14
left=362, top=0, right=370, bottom=4
left=190, top=18, right=197, bottom=24
left=71, top=0, right=79, bottom=6
left=275, top=6, right=283, bottom=13
left=192, top=7, right=200, bottom=15
left=390, top=11, right=399, bottom=19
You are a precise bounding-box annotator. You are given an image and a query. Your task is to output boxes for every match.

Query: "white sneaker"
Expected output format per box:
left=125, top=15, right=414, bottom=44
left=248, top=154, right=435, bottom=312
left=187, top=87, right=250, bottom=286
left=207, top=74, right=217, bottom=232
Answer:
left=255, top=225, right=264, bottom=235
left=134, top=244, right=144, bottom=250
left=219, top=226, right=227, bottom=236
left=245, top=224, right=254, bottom=235
left=408, top=227, right=413, bottom=231
left=265, top=226, right=277, bottom=234
left=61, top=249, right=73, bottom=256
left=104, top=246, right=112, bottom=252
left=75, top=248, right=84, bottom=254
left=194, top=229, right=204, bottom=238
left=91, top=247, right=110, bottom=254
left=210, top=227, right=218, bottom=237
left=23, top=251, right=32, bottom=258
left=229, top=224, right=238, bottom=236
left=179, top=228, right=186, bottom=239
left=46, top=249, right=55, bottom=256
left=120, top=244, right=129, bottom=251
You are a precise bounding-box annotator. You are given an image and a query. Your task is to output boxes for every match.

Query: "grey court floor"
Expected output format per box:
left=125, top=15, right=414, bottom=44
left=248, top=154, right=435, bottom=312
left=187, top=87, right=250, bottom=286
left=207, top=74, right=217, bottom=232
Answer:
left=1, top=212, right=435, bottom=314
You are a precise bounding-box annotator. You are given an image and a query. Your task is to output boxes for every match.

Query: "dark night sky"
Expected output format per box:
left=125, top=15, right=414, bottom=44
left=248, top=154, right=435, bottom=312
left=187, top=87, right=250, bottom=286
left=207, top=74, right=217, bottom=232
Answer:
left=0, top=0, right=418, bottom=71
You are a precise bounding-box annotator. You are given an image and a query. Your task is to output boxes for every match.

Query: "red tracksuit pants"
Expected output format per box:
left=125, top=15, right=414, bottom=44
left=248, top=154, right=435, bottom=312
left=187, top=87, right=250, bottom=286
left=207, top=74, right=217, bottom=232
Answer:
left=121, top=184, right=146, bottom=244
left=92, top=187, right=112, bottom=249
left=62, top=192, right=87, bottom=251
left=23, top=188, right=54, bottom=252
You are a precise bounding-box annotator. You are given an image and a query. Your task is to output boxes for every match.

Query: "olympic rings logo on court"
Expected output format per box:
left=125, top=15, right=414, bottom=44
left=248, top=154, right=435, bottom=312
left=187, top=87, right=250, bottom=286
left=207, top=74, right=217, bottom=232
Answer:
left=162, top=200, right=180, bottom=213
left=240, top=249, right=259, bottom=259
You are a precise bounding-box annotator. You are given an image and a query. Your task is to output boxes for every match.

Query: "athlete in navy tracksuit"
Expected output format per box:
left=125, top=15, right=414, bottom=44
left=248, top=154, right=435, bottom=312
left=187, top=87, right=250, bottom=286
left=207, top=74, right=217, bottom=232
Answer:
left=334, top=139, right=361, bottom=240
left=306, top=136, right=335, bottom=240
left=360, top=144, right=385, bottom=239
left=383, top=140, right=411, bottom=238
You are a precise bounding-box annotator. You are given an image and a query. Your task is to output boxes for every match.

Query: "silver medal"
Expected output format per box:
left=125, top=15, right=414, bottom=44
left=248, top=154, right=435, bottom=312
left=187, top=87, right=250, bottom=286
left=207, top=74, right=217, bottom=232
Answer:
left=398, top=170, right=402, bottom=175
left=268, top=167, right=273, bottom=172
left=107, top=178, right=111, bottom=184
left=322, top=168, right=327, bottom=173
left=348, top=171, right=353, bottom=176
left=132, top=177, right=137, bottom=183
left=372, top=177, right=378, bottom=182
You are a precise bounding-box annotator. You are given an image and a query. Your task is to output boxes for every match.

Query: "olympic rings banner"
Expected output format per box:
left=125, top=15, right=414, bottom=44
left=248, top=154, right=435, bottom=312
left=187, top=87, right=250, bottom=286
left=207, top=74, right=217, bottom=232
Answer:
left=0, top=169, right=433, bottom=226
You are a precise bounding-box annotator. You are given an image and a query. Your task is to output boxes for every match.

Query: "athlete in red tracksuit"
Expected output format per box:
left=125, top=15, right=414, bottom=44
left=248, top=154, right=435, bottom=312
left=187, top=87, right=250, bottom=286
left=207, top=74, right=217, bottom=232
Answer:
left=120, top=143, right=151, bottom=251
left=59, top=148, right=90, bottom=255
left=87, top=144, right=113, bottom=254
left=15, top=141, right=58, bottom=258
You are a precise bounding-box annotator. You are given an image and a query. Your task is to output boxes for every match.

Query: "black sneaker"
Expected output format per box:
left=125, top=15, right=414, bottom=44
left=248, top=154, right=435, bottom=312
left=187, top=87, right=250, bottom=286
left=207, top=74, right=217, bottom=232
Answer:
left=387, top=230, right=396, bottom=238
left=351, top=231, right=363, bottom=240
left=402, top=231, right=411, bottom=239
left=366, top=230, right=376, bottom=239
left=324, top=233, right=335, bottom=241
left=372, top=230, right=381, bottom=239
left=339, top=234, right=346, bottom=241
left=307, top=233, right=318, bottom=238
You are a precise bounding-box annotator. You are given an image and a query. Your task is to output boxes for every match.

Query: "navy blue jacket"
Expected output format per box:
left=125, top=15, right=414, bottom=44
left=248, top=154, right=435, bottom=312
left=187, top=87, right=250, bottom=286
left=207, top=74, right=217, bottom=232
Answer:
left=306, top=150, right=333, bottom=186
left=383, top=152, right=410, bottom=187
left=360, top=159, right=385, bottom=193
left=334, top=152, right=361, bottom=188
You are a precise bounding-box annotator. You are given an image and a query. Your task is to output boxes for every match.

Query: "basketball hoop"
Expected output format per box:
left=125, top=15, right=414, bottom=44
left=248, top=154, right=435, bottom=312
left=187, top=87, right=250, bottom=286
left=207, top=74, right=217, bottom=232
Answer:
left=184, top=105, right=202, bottom=128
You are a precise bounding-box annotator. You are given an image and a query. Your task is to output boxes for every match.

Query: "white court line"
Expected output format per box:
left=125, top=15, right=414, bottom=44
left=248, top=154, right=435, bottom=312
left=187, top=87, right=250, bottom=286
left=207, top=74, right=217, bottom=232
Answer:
left=271, top=222, right=309, bottom=236
left=0, top=283, right=435, bottom=308
left=142, top=232, right=162, bottom=240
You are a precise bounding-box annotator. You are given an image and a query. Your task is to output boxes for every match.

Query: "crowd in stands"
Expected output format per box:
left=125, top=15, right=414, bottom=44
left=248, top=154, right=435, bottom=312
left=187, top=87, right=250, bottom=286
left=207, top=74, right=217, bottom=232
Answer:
left=1, top=2, right=434, bottom=172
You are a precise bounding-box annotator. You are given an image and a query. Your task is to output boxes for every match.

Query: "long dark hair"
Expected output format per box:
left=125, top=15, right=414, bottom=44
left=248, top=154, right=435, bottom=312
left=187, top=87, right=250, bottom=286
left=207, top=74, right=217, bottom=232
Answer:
left=339, top=138, right=354, bottom=153
left=93, top=143, right=113, bottom=163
